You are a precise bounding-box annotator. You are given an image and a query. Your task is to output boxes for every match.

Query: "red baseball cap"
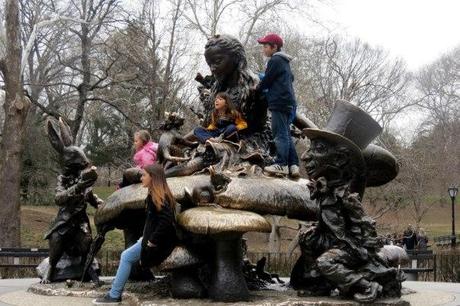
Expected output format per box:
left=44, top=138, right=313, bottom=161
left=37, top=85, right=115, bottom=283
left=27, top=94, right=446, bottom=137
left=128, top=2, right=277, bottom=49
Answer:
left=257, top=33, right=283, bottom=48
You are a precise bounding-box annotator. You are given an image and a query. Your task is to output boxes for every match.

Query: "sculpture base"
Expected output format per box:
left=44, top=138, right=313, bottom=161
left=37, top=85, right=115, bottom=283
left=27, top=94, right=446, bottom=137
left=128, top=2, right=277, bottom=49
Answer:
left=28, top=278, right=414, bottom=305
left=36, top=256, right=100, bottom=282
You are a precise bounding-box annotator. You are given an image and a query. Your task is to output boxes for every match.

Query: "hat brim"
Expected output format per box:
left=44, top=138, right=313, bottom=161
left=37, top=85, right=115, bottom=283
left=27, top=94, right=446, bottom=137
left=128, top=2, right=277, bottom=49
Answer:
left=363, top=144, right=399, bottom=187
left=257, top=38, right=269, bottom=44
left=303, top=128, right=365, bottom=167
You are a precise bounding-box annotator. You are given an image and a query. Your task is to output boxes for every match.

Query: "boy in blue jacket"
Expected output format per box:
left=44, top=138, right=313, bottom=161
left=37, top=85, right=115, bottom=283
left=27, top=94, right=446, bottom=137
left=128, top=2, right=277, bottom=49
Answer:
left=257, top=33, right=299, bottom=177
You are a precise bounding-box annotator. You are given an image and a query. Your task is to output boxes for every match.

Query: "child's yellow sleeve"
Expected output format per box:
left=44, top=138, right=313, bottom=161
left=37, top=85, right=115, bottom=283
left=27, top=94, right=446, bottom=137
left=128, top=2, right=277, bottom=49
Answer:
left=235, top=113, right=248, bottom=130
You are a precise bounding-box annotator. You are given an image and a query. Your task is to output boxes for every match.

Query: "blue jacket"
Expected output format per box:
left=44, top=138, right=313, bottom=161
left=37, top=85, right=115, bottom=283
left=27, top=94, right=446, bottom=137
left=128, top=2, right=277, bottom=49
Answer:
left=258, top=52, right=296, bottom=113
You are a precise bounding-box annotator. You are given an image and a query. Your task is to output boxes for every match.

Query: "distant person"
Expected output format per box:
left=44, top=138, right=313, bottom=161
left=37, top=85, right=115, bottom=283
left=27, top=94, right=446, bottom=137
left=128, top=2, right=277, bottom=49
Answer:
left=94, top=164, right=177, bottom=305
left=402, top=225, right=417, bottom=250
left=119, top=130, right=158, bottom=188
left=417, top=228, right=429, bottom=250
left=385, top=233, right=394, bottom=245
left=256, top=33, right=299, bottom=178
left=393, top=232, right=402, bottom=247
left=193, top=92, right=247, bottom=143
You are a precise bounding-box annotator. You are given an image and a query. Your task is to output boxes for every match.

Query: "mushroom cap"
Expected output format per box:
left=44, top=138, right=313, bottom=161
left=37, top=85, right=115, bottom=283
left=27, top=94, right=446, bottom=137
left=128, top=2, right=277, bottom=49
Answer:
left=95, top=174, right=316, bottom=226
left=94, top=175, right=210, bottom=225
left=94, top=183, right=148, bottom=225
left=177, top=206, right=271, bottom=235
left=158, top=246, right=202, bottom=271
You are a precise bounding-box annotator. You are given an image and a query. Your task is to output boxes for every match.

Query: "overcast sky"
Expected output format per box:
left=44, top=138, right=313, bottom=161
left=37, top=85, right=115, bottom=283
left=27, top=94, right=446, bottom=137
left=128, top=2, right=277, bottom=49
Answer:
left=319, top=0, right=460, bottom=71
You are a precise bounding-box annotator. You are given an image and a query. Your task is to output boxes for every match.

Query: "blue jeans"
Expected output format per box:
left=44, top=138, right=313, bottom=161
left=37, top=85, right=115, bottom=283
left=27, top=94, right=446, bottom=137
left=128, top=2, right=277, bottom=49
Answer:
left=109, top=238, right=142, bottom=299
left=271, top=110, right=299, bottom=167
left=194, top=124, right=238, bottom=143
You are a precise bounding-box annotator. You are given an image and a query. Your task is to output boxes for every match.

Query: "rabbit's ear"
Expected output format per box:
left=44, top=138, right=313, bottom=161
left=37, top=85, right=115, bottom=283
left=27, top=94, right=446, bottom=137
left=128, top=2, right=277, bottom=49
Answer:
left=164, top=111, right=170, bottom=118
left=58, top=117, right=73, bottom=147
left=47, top=119, right=64, bottom=153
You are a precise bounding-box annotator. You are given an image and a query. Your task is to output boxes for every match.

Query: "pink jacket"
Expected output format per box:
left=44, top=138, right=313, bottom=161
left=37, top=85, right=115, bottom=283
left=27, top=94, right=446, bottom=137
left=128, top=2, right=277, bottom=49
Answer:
left=133, top=141, right=158, bottom=168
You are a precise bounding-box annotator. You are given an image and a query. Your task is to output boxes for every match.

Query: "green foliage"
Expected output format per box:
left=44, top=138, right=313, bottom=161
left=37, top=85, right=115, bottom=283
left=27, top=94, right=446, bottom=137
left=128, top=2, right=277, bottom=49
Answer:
left=85, top=111, right=132, bottom=166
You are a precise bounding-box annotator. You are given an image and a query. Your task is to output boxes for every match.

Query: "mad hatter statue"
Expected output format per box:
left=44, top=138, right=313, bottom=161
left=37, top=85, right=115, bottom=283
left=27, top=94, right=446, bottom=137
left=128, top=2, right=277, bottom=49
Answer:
left=290, top=100, right=403, bottom=303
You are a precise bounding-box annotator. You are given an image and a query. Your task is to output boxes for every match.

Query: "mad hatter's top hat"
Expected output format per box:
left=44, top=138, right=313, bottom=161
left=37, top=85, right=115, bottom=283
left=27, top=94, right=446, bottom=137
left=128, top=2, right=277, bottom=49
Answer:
left=303, top=100, right=382, bottom=167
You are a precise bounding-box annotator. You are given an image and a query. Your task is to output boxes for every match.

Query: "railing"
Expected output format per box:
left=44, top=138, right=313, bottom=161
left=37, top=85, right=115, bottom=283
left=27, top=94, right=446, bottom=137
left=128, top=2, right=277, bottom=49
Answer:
left=2, top=248, right=460, bottom=282
left=0, top=248, right=49, bottom=278
left=433, top=235, right=460, bottom=247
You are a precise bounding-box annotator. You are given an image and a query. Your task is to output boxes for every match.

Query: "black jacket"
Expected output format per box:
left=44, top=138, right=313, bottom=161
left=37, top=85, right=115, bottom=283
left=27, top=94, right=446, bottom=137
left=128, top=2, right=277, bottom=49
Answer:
left=141, top=195, right=177, bottom=266
left=258, top=52, right=296, bottom=113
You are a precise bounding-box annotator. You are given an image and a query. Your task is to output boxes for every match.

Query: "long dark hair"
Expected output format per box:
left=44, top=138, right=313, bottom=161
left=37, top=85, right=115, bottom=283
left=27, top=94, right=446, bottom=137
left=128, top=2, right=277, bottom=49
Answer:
left=143, top=164, right=175, bottom=211
left=210, top=92, right=238, bottom=124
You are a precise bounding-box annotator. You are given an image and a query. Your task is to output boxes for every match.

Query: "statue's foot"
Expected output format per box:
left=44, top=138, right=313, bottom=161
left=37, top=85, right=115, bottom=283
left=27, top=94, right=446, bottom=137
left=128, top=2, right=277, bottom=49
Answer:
left=353, top=281, right=382, bottom=303
left=93, top=279, right=106, bottom=288
left=66, top=279, right=75, bottom=288
left=41, top=268, right=53, bottom=284
left=40, top=278, right=51, bottom=284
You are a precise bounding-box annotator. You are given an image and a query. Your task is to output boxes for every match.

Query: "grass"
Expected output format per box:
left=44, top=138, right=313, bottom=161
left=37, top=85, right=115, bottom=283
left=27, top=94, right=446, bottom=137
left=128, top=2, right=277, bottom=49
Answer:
left=375, top=200, right=460, bottom=240
left=21, top=186, right=124, bottom=252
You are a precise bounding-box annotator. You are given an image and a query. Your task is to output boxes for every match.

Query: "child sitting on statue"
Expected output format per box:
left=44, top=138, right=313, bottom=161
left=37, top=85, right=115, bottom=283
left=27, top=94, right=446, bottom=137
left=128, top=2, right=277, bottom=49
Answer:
left=194, top=92, right=247, bottom=143
left=119, top=130, right=158, bottom=188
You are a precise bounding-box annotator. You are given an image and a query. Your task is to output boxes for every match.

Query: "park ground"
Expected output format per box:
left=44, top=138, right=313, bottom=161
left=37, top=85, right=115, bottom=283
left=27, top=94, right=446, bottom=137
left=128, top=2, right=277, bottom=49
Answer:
left=1, top=278, right=460, bottom=306
left=20, top=186, right=458, bottom=253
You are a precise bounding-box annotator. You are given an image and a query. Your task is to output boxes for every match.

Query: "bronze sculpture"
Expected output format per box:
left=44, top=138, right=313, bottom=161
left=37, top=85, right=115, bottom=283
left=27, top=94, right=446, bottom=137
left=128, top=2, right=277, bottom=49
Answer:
left=166, top=34, right=274, bottom=177
left=53, top=34, right=404, bottom=303
left=290, top=100, right=403, bottom=303
left=38, top=118, right=102, bottom=284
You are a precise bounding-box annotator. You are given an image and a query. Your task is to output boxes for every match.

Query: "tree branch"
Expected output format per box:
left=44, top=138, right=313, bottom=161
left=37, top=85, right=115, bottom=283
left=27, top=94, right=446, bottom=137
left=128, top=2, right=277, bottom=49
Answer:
left=85, top=97, right=144, bottom=129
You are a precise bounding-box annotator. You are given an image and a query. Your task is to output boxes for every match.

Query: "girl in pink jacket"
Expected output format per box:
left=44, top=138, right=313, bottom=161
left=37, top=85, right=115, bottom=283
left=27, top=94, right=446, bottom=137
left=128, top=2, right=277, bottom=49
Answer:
left=119, top=130, right=158, bottom=188
left=133, top=130, right=158, bottom=168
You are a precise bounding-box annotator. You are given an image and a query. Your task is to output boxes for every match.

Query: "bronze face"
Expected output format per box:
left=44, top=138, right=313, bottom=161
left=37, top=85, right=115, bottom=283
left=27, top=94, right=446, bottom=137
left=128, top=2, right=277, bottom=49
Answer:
left=302, top=139, right=331, bottom=180
left=302, top=139, right=352, bottom=181
left=63, top=146, right=90, bottom=172
left=204, top=46, right=236, bottom=82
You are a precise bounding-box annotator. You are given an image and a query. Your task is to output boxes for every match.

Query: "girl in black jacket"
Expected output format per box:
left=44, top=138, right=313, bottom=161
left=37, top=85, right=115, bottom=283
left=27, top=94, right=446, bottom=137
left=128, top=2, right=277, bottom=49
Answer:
left=94, top=164, right=177, bottom=305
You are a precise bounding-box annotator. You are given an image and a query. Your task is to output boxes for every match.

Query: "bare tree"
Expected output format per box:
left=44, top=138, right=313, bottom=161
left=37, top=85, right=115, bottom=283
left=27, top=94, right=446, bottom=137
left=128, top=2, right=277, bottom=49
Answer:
left=415, top=46, right=460, bottom=197
left=183, top=0, right=243, bottom=38
left=0, top=0, right=31, bottom=247
left=238, top=0, right=309, bottom=47
left=183, top=0, right=304, bottom=41
left=27, top=0, right=122, bottom=140
left=289, top=36, right=413, bottom=128
left=400, top=145, right=438, bottom=226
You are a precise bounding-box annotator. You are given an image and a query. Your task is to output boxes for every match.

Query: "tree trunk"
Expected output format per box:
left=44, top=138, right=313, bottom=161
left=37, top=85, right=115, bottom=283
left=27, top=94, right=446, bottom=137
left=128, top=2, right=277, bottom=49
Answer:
left=73, top=23, right=90, bottom=141
left=0, top=0, right=31, bottom=247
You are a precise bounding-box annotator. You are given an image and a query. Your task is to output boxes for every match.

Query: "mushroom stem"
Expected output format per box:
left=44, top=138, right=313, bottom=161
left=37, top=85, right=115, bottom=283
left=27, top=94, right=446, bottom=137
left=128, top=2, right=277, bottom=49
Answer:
left=209, top=234, right=249, bottom=302
left=171, top=267, right=206, bottom=299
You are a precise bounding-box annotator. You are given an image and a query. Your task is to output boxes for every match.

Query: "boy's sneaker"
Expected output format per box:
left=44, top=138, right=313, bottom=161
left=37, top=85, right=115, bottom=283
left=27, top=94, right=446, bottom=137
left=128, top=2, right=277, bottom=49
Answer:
left=289, top=165, right=300, bottom=178
left=93, top=293, right=121, bottom=305
left=264, top=164, right=288, bottom=176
